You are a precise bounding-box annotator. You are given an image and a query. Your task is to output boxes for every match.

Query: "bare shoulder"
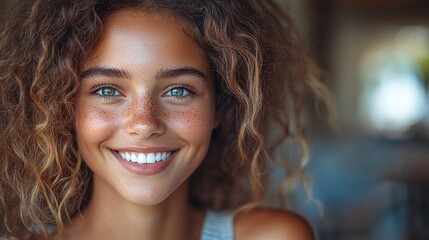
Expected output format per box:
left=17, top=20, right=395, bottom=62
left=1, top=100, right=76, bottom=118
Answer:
left=234, top=207, right=314, bottom=240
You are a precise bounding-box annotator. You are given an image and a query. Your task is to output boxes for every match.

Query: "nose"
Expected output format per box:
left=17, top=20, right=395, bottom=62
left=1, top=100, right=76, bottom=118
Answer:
left=125, top=95, right=166, bottom=138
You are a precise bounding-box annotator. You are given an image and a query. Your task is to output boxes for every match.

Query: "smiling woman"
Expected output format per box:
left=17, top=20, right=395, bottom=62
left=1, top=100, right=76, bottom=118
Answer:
left=74, top=11, right=217, bottom=213
left=0, top=1, right=332, bottom=239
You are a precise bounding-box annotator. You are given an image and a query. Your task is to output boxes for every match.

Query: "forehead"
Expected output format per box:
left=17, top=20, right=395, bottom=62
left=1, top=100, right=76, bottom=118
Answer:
left=84, top=9, right=210, bottom=73
left=103, top=8, right=201, bottom=46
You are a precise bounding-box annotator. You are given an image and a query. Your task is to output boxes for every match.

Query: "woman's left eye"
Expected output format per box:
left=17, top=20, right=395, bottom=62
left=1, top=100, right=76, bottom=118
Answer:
left=165, top=87, right=192, bottom=97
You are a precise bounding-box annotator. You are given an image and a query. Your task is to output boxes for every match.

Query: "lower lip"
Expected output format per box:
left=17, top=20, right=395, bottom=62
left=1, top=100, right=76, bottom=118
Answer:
left=113, top=150, right=176, bottom=175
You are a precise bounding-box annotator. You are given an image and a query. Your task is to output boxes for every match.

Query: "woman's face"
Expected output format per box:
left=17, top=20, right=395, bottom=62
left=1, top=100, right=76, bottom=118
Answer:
left=75, top=9, right=217, bottom=206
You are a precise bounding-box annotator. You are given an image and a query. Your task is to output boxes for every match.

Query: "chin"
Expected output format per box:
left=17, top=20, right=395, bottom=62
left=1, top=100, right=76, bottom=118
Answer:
left=118, top=181, right=185, bottom=207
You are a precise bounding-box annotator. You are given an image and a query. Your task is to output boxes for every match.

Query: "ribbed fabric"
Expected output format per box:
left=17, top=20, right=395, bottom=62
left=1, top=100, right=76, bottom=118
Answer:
left=200, top=211, right=235, bottom=240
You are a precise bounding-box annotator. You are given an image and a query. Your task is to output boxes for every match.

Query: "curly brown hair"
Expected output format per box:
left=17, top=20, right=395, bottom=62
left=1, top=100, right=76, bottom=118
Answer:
left=0, top=0, right=332, bottom=238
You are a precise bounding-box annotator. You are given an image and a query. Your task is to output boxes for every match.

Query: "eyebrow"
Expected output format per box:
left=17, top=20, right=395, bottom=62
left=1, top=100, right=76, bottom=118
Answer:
left=80, top=67, right=131, bottom=79
left=155, top=67, right=207, bottom=81
left=80, top=66, right=207, bottom=81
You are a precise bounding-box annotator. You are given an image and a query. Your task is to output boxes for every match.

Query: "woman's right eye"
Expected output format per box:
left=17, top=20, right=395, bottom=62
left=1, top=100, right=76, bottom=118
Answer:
left=94, top=86, right=121, bottom=97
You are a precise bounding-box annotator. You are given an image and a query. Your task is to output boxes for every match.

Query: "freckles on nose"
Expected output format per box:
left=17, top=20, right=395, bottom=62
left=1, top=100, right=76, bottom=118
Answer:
left=127, top=96, right=163, bottom=123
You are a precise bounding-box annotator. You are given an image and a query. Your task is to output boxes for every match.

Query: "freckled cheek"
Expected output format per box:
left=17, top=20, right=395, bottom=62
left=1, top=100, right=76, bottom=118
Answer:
left=164, top=104, right=215, bottom=143
left=75, top=104, right=122, bottom=144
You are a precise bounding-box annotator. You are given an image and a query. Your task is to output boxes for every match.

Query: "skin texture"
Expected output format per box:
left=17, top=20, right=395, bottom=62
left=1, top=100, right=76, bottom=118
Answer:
left=67, top=9, right=314, bottom=240
left=69, top=10, right=216, bottom=239
left=235, top=208, right=315, bottom=240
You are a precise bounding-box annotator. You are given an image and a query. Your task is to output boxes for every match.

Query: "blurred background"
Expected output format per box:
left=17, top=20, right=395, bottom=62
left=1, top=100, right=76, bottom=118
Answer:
left=277, top=0, right=429, bottom=240
left=1, top=0, right=429, bottom=239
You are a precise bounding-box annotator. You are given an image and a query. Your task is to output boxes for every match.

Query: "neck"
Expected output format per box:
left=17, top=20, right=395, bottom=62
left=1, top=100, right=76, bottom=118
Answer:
left=64, top=178, right=204, bottom=240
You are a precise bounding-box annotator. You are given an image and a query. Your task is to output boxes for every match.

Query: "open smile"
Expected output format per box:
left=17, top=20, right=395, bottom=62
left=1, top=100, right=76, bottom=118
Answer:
left=111, top=148, right=178, bottom=175
left=116, top=151, right=173, bottom=164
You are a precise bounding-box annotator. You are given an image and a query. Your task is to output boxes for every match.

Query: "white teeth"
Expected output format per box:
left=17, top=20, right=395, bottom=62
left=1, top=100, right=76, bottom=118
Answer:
left=137, top=153, right=146, bottom=163
left=118, top=151, right=172, bottom=164
left=147, top=153, right=155, bottom=164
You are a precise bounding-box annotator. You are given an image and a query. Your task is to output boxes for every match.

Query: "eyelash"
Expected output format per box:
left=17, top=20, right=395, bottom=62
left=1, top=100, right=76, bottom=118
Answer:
left=164, top=85, right=195, bottom=98
left=91, top=84, right=122, bottom=99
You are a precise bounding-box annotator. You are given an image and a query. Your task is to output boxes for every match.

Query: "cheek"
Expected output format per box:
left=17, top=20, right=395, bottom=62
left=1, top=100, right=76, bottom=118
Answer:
left=166, top=103, right=215, bottom=143
left=75, top=104, right=121, bottom=145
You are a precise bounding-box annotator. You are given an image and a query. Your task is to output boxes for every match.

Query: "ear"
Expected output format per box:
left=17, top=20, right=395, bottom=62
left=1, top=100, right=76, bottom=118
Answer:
left=212, top=101, right=224, bottom=129
left=213, top=116, right=221, bottom=129
left=212, top=108, right=221, bottom=129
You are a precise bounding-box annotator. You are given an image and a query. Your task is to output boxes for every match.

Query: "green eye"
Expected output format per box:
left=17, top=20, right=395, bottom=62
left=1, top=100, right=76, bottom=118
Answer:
left=166, top=87, right=190, bottom=97
left=95, top=87, right=120, bottom=97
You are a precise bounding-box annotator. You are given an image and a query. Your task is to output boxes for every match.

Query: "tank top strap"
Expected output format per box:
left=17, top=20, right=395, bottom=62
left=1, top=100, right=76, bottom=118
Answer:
left=200, top=211, right=235, bottom=240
